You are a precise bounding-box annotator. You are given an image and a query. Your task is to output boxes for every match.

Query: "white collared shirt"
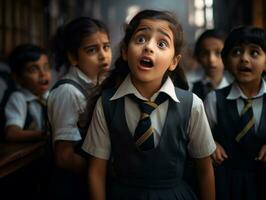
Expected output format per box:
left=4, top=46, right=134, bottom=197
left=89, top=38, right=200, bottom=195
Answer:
left=195, top=73, right=232, bottom=90
left=48, top=66, right=95, bottom=142
left=82, top=75, right=216, bottom=160
left=5, top=88, right=48, bottom=130
left=204, top=80, right=266, bottom=131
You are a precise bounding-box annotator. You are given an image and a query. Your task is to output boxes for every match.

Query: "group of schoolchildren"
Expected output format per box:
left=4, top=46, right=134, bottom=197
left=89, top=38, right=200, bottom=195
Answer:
left=1, top=9, right=265, bottom=200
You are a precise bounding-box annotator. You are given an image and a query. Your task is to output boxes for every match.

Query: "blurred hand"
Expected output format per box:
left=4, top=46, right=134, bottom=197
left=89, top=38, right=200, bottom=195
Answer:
left=256, top=144, right=266, bottom=162
left=211, top=142, right=228, bottom=165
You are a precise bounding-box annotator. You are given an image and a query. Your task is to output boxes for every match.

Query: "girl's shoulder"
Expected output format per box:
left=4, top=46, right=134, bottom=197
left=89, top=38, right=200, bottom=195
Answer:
left=50, top=79, right=87, bottom=98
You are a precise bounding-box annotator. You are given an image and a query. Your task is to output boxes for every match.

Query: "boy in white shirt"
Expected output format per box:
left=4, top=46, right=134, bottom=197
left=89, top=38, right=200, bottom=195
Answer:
left=4, top=44, right=51, bottom=141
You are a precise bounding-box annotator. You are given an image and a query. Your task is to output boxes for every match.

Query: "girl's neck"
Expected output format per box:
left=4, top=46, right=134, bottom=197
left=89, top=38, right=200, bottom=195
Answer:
left=208, top=74, right=223, bottom=88
left=238, top=80, right=261, bottom=98
left=130, top=78, right=161, bottom=100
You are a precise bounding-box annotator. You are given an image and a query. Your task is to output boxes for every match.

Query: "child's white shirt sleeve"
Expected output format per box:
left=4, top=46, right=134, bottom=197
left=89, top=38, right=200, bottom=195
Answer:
left=82, top=97, right=110, bottom=160
left=5, top=92, right=27, bottom=128
left=187, top=93, right=216, bottom=158
left=48, top=84, right=86, bottom=142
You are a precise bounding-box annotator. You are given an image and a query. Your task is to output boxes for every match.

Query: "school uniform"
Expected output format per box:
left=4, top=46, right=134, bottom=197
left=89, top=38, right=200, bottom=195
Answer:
left=192, top=74, right=231, bottom=100
left=82, top=75, right=216, bottom=200
left=47, top=66, right=94, bottom=200
left=204, top=81, right=266, bottom=200
left=5, top=87, right=48, bottom=130
left=48, top=66, right=95, bottom=143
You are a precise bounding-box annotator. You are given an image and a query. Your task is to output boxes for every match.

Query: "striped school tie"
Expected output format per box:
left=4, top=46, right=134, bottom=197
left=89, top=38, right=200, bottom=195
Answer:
left=129, top=93, right=168, bottom=151
left=37, top=98, right=48, bottom=131
left=235, top=98, right=255, bottom=142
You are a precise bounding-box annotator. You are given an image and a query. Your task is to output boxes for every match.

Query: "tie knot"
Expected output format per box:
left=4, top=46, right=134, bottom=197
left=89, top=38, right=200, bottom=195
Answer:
left=37, top=98, right=47, bottom=107
left=129, top=93, right=168, bottom=115
left=245, top=98, right=252, bottom=104
left=241, top=98, right=253, bottom=116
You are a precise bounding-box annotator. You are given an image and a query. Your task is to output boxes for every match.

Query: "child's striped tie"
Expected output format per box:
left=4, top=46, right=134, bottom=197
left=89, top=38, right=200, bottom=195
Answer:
left=129, top=93, right=168, bottom=151
left=235, top=98, right=255, bottom=142
left=37, top=98, right=48, bottom=131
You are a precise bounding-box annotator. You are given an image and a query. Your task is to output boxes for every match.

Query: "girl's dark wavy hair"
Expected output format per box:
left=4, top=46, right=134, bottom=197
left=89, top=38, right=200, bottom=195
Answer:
left=221, top=26, right=266, bottom=66
left=51, top=17, right=110, bottom=72
left=101, top=9, right=188, bottom=91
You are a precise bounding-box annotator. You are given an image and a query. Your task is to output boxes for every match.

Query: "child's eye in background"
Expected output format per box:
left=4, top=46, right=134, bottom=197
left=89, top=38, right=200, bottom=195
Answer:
left=136, top=36, right=146, bottom=44
left=103, top=43, right=111, bottom=51
left=158, top=40, right=168, bottom=49
left=27, top=65, right=39, bottom=73
left=250, top=50, right=259, bottom=57
left=215, top=50, right=222, bottom=57
left=231, top=48, right=241, bottom=56
left=86, top=47, right=97, bottom=54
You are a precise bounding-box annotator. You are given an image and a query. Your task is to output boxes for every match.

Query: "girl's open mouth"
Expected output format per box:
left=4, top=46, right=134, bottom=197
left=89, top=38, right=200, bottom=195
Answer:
left=140, top=58, right=154, bottom=68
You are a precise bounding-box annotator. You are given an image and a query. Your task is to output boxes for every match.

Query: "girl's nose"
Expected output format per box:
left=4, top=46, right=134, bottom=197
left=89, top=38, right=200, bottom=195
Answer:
left=99, top=48, right=107, bottom=60
left=144, top=41, right=154, bottom=54
left=208, top=52, right=217, bottom=64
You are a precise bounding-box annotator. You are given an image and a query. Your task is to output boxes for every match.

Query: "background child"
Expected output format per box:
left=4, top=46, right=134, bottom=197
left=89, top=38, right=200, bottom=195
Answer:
left=192, top=29, right=232, bottom=100
left=82, top=10, right=215, bottom=200
left=47, top=17, right=112, bottom=199
left=4, top=44, right=51, bottom=141
left=204, top=26, right=266, bottom=200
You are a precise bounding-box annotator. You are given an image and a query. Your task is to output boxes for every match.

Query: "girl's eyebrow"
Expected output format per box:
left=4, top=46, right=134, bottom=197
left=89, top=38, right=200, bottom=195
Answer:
left=83, top=42, right=110, bottom=50
left=135, top=26, right=172, bottom=41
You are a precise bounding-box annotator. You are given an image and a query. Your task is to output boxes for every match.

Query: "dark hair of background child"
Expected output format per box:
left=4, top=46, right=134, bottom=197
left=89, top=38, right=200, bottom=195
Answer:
left=8, top=44, right=47, bottom=75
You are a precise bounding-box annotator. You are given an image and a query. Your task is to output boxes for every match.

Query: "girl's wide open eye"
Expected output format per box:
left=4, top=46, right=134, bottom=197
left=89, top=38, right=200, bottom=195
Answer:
left=158, top=40, right=168, bottom=49
left=136, top=36, right=146, bottom=44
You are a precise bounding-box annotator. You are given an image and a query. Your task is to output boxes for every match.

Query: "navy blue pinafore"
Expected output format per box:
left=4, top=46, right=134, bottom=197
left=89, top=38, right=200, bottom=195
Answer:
left=213, top=85, right=266, bottom=200
left=102, top=87, right=198, bottom=200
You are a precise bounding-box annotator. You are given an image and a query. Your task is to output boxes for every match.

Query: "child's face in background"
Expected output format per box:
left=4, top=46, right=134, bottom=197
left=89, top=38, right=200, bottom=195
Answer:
left=227, top=43, right=266, bottom=87
left=70, top=31, right=112, bottom=84
left=198, top=37, right=224, bottom=78
left=123, top=19, right=180, bottom=97
left=19, top=54, right=51, bottom=97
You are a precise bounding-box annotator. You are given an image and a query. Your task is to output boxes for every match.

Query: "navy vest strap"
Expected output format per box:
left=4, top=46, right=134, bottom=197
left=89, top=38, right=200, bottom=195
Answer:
left=48, top=79, right=90, bottom=158
left=51, top=79, right=89, bottom=98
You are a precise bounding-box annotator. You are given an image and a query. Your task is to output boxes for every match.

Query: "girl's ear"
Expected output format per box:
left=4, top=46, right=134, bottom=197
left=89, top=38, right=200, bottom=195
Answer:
left=168, top=54, right=181, bottom=71
left=67, top=52, right=78, bottom=66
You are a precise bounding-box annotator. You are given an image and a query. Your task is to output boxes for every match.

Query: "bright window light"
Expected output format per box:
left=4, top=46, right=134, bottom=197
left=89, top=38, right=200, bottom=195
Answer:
left=125, top=5, right=140, bottom=24
left=194, top=0, right=204, bottom=9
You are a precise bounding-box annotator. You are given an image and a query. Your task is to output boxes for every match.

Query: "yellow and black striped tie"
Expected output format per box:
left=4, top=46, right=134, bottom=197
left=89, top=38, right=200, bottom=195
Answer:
left=235, top=98, right=255, bottom=142
left=129, top=93, right=168, bottom=151
left=37, top=98, right=48, bottom=131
